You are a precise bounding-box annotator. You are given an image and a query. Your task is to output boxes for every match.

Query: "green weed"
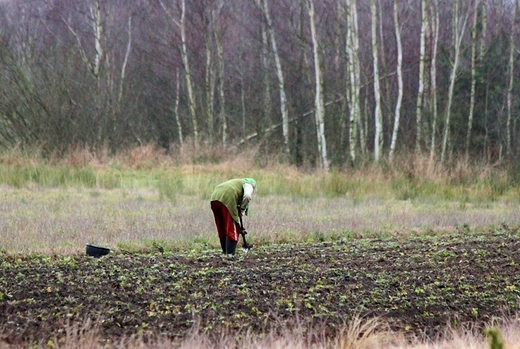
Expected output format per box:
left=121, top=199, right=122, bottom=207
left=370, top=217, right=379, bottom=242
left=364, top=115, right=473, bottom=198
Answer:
left=486, top=327, right=504, bottom=349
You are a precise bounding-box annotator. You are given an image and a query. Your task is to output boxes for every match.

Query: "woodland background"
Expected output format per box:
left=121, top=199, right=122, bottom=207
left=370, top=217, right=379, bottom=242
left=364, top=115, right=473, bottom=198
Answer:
left=0, top=0, right=518, bottom=169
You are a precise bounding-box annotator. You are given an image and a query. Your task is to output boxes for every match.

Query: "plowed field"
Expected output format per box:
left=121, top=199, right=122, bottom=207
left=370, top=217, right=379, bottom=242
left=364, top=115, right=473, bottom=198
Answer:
left=1, top=229, right=520, bottom=344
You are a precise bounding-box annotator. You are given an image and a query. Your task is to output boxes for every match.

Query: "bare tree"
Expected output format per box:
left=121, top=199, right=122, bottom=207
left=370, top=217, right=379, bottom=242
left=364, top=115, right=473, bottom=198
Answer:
left=441, top=0, right=469, bottom=163
left=465, top=0, right=480, bottom=161
left=479, top=0, right=488, bottom=59
left=54, top=0, right=106, bottom=144
left=174, top=68, right=183, bottom=145
left=40, top=0, right=139, bottom=149
left=215, top=13, right=227, bottom=145
left=371, top=0, right=383, bottom=162
left=377, top=0, right=391, bottom=121
left=117, top=16, right=132, bottom=107
left=308, top=0, right=328, bottom=170
left=0, top=5, right=40, bottom=148
left=389, top=0, right=403, bottom=163
left=416, top=0, right=427, bottom=152
left=346, top=0, right=362, bottom=164
left=506, top=0, right=517, bottom=156
left=254, top=0, right=290, bottom=155
left=428, top=0, right=440, bottom=163
left=203, top=1, right=217, bottom=144
left=160, top=0, right=199, bottom=145
left=4, top=0, right=520, bottom=167
left=52, top=0, right=105, bottom=81
left=92, top=0, right=103, bottom=80
left=260, top=8, right=272, bottom=133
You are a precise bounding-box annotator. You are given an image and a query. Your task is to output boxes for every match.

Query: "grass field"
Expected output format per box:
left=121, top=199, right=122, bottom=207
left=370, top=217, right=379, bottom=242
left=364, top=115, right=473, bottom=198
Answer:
left=0, top=146, right=520, bottom=348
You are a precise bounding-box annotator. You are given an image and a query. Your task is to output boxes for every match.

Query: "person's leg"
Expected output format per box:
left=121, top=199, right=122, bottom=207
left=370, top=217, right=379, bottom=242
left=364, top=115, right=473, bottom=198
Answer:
left=223, top=211, right=240, bottom=255
left=225, top=238, right=238, bottom=255
left=211, top=201, right=227, bottom=253
left=211, top=201, right=240, bottom=254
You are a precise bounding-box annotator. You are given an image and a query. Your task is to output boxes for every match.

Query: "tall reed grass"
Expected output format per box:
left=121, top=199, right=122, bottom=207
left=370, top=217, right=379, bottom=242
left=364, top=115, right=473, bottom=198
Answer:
left=0, top=145, right=518, bottom=205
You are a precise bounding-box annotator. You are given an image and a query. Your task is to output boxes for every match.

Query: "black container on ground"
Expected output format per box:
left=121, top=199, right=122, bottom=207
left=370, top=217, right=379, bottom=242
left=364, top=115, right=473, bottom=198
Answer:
left=86, top=243, right=110, bottom=258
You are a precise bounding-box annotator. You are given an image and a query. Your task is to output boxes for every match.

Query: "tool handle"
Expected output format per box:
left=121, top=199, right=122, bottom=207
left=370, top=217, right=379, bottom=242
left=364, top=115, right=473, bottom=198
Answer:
left=238, top=208, right=250, bottom=248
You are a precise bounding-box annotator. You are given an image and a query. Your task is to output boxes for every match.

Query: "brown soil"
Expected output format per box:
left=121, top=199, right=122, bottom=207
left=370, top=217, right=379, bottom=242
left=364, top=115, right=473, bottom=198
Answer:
left=1, top=230, right=519, bottom=344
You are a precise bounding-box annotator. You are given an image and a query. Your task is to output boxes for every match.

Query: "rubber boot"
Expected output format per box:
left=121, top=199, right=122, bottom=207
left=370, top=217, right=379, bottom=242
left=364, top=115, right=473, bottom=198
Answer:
left=225, top=238, right=238, bottom=255
left=219, top=238, right=226, bottom=254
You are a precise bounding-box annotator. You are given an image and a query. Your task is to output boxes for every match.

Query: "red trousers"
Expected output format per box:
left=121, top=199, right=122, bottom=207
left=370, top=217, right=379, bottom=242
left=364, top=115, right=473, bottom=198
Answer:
left=211, top=201, right=240, bottom=242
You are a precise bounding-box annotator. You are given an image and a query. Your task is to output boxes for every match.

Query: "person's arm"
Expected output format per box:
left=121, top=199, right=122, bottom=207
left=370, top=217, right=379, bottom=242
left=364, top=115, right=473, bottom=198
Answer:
left=240, top=183, right=254, bottom=215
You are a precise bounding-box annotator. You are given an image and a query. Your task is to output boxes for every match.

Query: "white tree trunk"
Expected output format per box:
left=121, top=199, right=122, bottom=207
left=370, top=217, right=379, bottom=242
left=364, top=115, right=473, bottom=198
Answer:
left=371, top=0, right=383, bottom=162
left=465, top=0, right=480, bottom=161
left=389, top=0, right=403, bottom=163
left=205, top=7, right=216, bottom=144
left=117, top=16, right=132, bottom=107
left=479, top=0, right=488, bottom=59
left=174, top=68, right=183, bottom=145
left=91, top=0, right=103, bottom=79
left=441, top=0, right=468, bottom=163
left=377, top=0, right=390, bottom=120
left=346, top=0, right=361, bottom=164
left=256, top=0, right=290, bottom=155
left=308, top=0, right=328, bottom=170
left=159, top=0, right=198, bottom=145
left=216, top=31, right=227, bottom=146
left=261, top=16, right=272, bottom=129
left=507, top=0, right=517, bottom=156
left=429, top=0, right=440, bottom=163
left=180, top=0, right=198, bottom=145
left=93, top=0, right=104, bottom=92
left=205, top=42, right=216, bottom=144
left=416, top=0, right=427, bottom=152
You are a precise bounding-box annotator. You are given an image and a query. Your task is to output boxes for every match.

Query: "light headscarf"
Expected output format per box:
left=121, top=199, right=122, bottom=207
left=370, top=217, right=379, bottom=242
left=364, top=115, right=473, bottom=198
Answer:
left=243, top=178, right=257, bottom=193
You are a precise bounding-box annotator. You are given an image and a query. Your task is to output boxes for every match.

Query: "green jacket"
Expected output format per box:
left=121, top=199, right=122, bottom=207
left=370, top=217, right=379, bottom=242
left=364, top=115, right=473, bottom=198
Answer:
left=211, top=178, right=252, bottom=223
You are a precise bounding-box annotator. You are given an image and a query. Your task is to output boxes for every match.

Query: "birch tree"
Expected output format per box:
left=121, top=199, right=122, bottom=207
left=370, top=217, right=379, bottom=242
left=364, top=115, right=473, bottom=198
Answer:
left=428, top=0, right=440, bottom=163
left=441, top=0, right=468, bottom=163
left=465, top=0, right=480, bottom=161
left=260, top=10, right=272, bottom=132
left=91, top=0, right=103, bottom=81
left=117, top=16, right=132, bottom=108
left=371, top=0, right=383, bottom=162
left=416, top=0, right=427, bottom=152
left=377, top=0, right=391, bottom=120
left=346, top=0, right=361, bottom=164
left=479, top=0, right=487, bottom=59
left=0, top=3, right=41, bottom=147
left=308, top=0, right=328, bottom=170
left=53, top=0, right=106, bottom=144
left=389, top=0, right=403, bottom=163
left=479, top=0, right=489, bottom=158
left=254, top=0, right=290, bottom=155
left=160, top=0, right=199, bottom=145
left=506, top=0, right=517, bottom=156
left=215, top=21, right=227, bottom=145
left=174, top=68, right=183, bottom=145
left=204, top=3, right=217, bottom=144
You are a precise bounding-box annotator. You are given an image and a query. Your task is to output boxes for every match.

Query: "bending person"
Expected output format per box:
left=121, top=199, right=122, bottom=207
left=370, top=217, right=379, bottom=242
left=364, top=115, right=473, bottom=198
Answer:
left=210, top=178, right=257, bottom=255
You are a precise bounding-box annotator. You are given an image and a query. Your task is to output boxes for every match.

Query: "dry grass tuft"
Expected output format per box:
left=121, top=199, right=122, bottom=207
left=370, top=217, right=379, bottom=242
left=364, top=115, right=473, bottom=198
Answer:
left=62, top=147, right=105, bottom=168
left=334, top=316, right=399, bottom=349
left=173, top=140, right=258, bottom=167
left=4, top=317, right=520, bottom=349
left=0, top=145, right=41, bottom=167
left=117, top=145, right=171, bottom=170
